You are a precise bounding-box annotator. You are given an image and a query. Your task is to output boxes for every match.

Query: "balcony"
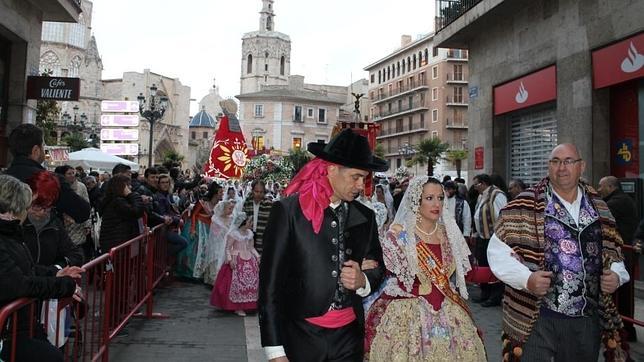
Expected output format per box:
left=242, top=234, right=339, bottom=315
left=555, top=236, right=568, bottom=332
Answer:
left=446, top=96, right=468, bottom=106
left=371, top=79, right=429, bottom=104
left=435, top=0, right=484, bottom=32
left=377, top=127, right=429, bottom=140
left=446, top=49, right=469, bottom=61
left=446, top=73, right=468, bottom=84
left=373, top=102, right=430, bottom=122
left=445, top=118, right=468, bottom=129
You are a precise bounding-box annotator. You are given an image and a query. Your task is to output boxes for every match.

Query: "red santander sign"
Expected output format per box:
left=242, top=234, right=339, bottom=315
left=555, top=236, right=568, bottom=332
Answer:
left=592, top=32, right=644, bottom=89
left=493, top=65, right=557, bottom=116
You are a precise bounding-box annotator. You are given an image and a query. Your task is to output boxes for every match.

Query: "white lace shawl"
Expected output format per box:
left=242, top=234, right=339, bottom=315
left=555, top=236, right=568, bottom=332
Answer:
left=381, top=176, right=472, bottom=299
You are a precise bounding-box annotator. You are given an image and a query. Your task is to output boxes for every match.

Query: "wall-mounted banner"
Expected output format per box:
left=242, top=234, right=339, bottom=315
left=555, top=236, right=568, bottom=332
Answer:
left=592, top=32, right=644, bottom=89
left=493, top=65, right=557, bottom=116
left=26, top=76, right=80, bottom=101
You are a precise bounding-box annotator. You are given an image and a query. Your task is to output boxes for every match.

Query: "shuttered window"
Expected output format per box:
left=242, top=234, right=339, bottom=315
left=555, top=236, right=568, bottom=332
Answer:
left=509, top=109, right=557, bottom=187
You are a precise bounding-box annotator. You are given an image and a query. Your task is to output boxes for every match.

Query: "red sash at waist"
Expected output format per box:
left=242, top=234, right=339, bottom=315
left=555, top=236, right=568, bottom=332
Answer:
left=304, top=307, right=356, bottom=329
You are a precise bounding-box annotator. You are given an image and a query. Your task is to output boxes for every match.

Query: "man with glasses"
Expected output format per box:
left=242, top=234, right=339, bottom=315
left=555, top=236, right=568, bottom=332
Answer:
left=488, top=143, right=630, bottom=361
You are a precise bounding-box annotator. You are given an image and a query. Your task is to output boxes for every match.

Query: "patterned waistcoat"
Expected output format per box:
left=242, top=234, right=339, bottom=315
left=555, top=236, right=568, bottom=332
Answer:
left=330, top=202, right=352, bottom=310
left=477, top=186, right=503, bottom=239
left=542, top=192, right=603, bottom=316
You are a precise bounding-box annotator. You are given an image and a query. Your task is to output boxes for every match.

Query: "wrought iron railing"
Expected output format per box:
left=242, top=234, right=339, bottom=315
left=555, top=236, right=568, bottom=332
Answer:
left=435, top=0, right=483, bottom=32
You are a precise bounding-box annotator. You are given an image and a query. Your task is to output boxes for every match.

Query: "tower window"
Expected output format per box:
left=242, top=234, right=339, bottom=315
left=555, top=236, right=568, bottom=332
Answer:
left=266, top=16, right=273, bottom=31
left=280, top=56, right=285, bottom=75
left=247, top=54, right=253, bottom=74
left=265, top=64, right=268, bottom=71
left=265, top=51, right=269, bottom=58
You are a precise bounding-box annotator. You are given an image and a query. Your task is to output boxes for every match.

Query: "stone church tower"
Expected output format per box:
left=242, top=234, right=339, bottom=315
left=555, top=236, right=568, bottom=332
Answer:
left=240, top=0, right=291, bottom=94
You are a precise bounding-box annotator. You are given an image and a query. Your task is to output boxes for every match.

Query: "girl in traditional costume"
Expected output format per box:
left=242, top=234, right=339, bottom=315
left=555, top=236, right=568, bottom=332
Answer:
left=210, top=211, right=259, bottom=316
left=364, top=176, right=486, bottom=362
left=197, top=199, right=235, bottom=285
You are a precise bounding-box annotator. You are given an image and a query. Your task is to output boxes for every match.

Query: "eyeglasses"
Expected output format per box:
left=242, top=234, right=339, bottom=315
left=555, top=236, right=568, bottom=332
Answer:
left=548, top=158, right=582, bottom=167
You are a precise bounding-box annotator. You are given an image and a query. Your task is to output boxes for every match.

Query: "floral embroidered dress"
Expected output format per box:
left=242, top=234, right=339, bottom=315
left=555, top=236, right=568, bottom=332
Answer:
left=196, top=206, right=232, bottom=285
left=210, top=228, right=259, bottom=310
left=177, top=200, right=213, bottom=278
left=364, top=226, right=486, bottom=362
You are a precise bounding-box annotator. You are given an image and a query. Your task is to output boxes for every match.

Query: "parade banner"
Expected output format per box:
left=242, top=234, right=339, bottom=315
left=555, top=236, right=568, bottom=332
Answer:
left=204, top=100, right=249, bottom=179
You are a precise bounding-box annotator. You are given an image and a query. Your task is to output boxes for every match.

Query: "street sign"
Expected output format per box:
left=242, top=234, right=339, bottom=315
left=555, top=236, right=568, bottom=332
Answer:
left=101, top=101, right=139, bottom=113
left=469, top=86, right=478, bottom=100
left=100, top=143, right=139, bottom=156
left=100, top=114, right=140, bottom=127
left=100, top=128, right=139, bottom=141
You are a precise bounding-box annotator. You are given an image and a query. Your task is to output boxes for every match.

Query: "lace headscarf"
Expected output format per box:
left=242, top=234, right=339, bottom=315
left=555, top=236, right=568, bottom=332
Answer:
left=384, top=176, right=472, bottom=299
left=372, top=183, right=394, bottom=221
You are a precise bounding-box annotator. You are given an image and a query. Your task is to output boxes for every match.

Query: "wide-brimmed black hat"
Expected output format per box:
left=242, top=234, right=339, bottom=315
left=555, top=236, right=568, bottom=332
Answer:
left=307, top=129, right=389, bottom=172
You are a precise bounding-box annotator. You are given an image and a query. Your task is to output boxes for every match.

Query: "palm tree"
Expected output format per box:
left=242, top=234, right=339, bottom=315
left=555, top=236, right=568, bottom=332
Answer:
left=162, top=150, right=185, bottom=169
left=444, top=149, right=468, bottom=178
left=62, top=132, right=88, bottom=152
left=374, top=142, right=385, bottom=159
left=285, top=147, right=312, bottom=174
left=407, top=138, right=450, bottom=176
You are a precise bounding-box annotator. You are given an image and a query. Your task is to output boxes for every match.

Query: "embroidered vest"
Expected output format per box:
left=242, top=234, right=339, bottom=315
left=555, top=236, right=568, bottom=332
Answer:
left=330, top=203, right=352, bottom=310
left=542, top=192, right=603, bottom=317
left=477, top=186, right=503, bottom=239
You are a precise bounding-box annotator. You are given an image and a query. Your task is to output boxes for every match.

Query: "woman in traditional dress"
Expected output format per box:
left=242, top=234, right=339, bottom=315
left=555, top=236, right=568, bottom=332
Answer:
left=197, top=199, right=235, bottom=285
left=177, top=182, right=222, bottom=279
left=373, top=183, right=395, bottom=225
left=210, top=211, right=259, bottom=316
left=364, top=176, right=486, bottom=362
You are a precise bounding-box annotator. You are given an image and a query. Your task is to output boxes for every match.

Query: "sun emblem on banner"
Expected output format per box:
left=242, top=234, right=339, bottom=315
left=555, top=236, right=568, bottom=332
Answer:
left=216, top=142, right=248, bottom=177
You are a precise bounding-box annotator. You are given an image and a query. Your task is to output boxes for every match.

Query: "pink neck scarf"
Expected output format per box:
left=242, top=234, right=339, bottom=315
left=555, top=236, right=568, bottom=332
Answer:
left=285, top=158, right=334, bottom=234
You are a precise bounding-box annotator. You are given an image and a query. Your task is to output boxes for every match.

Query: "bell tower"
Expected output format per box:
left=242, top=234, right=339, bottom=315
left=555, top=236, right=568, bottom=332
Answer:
left=240, top=0, right=291, bottom=94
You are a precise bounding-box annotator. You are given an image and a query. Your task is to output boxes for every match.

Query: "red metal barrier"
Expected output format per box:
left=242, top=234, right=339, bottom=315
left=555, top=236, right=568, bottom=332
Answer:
left=0, top=224, right=171, bottom=362
left=615, top=244, right=644, bottom=328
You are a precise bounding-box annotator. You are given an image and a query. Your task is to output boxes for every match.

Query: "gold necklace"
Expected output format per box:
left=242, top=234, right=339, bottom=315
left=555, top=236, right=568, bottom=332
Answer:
left=415, top=222, right=438, bottom=237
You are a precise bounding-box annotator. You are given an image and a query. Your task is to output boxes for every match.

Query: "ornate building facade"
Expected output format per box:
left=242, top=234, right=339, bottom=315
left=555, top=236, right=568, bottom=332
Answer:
left=102, top=69, right=190, bottom=168
left=39, top=0, right=103, bottom=143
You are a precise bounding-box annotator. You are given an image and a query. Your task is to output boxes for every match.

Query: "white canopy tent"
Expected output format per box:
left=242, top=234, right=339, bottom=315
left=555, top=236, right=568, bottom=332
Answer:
left=67, top=148, right=139, bottom=171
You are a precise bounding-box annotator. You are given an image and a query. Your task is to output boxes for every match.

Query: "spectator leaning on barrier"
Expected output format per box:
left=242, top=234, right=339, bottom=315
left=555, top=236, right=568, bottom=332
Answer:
left=0, top=174, right=84, bottom=362
left=98, top=174, right=145, bottom=253
left=137, top=167, right=166, bottom=227
left=5, top=124, right=90, bottom=224
left=24, top=171, right=83, bottom=268
left=154, top=174, right=188, bottom=256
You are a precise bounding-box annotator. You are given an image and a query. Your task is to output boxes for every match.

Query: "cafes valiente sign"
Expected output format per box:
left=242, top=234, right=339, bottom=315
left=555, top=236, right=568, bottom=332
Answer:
left=26, top=76, right=80, bottom=101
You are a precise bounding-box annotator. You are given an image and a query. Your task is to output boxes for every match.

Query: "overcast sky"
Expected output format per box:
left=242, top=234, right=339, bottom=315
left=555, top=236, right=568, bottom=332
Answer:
left=91, top=0, right=435, bottom=114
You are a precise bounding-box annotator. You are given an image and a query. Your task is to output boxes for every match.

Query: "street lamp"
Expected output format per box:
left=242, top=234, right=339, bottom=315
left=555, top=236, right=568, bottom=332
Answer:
left=398, top=142, right=415, bottom=171
left=61, top=105, right=88, bottom=134
left=138, top=84, right=169, bottom=168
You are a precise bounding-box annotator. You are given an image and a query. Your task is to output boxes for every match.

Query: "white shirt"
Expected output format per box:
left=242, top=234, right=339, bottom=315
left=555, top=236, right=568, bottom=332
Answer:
left=252, top=201, right=260, bottom=231
left=487, top=186, right=630, bottom=291
left=473, top=186, right=507, bottom=237
left=264, top=200, right=372, bottom=360
left=445, top=196, right=472, bottom=237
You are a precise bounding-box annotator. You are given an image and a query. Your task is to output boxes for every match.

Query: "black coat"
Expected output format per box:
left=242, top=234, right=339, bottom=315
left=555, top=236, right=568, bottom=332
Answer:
left=98, top=193, right=144, bottom=252
left=22, top=215, right=84, bottom=267
left=604, top=189, right=639, bottom=245
left=5, top=156, right=90, bottom=223
left=258, top=195, right=385, bottom=347
left=0, top=219, right=76, bottom=332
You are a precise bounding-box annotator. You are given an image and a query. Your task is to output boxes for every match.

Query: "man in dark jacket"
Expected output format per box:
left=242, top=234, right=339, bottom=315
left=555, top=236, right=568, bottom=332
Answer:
left=5, top=124, right=90, bottom=223
left=598, top=175, right=639, bottom=341
left=136, top=167, right=166, bottom=226
left=259, top=129, right=387, bottom=362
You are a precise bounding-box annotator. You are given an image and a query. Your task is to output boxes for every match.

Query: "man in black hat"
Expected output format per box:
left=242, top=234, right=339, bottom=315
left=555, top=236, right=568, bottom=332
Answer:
left=259, top=129, right=387, bottom=362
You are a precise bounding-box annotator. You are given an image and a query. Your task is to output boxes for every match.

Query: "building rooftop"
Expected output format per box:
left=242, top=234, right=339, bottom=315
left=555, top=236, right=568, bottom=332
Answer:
left=189, top=109, right=216, bottom=128
left=236, top=88, right=345, bottom=104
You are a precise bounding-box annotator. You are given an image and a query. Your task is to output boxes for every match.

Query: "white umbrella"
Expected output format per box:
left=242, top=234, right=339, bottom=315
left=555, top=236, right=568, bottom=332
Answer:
left=67, top=148, right=139, bottom=171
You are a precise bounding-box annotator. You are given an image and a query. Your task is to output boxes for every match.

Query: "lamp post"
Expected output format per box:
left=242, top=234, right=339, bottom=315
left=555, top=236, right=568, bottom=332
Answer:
left=137, top=84, right=169, bottom=168
left=61, top=104, right=88, bottom=133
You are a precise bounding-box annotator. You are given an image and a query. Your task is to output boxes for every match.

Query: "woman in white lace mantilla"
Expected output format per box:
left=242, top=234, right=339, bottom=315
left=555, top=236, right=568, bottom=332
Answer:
left=194, top=199, right=235, bottom=285
left=364, top=176, right=486, bottom=362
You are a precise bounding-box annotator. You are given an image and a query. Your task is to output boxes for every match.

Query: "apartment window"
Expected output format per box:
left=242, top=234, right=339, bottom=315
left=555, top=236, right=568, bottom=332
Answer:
left=247, top=54, right=253, bottom=74
left=396, top=118, right=403, bottom=133
left=292, top=137, right=302, bottom=150
left=253, top=136, right=265, bottom=150
left=420, top=92, right=425, bottom=105
left=388, top=84, right=393, bottom=96
left=408, top=96, right=413, bottom=109
left=454, top=87, right=464, bottom=103
left=294, top=105, right=302, bottom=122
left=397, top=62, right=400, bottom=76
left=378, top=70, right=381, bottom=84
left=424, top=49, right=429, bottom=64
left=420, top=113, right=425, bottom=128
left=203, top=132, right=208, bottom=139
left=307, top=108, right=314, bottom=118
left=432, top=109, right=438, bottom=123
left=432, top=131, right=439, bottom=139
left=191, top=131, right=196, bottom=139
left=433, top=47, right=438, bottom=57
left=397, top=80, right=403, bottom=93
left=388, top=102, right=392, bottom=113
left=432, top=66, right=438, bottom=79
left=402, top=61, right=406, bottom=74
left=408, top=117, right=413, bottom=131
left=318, top=108, right=327, bottom=123
left=280, top=56, right=285, bottom=75
left=370, top=74, right=375, bottom=83
left=408, top=76, right=415, bottom=89
left=419, top=51, right=424, bottom=66
left=432, top=87, right=438, bottom=101
left=453, top=64, right=463, bottom=81
left=413, top=54, right=417, bottom=70
left=387, top=139, right=392, bottom=153
left=392, top=63, right=396, bottom=78
left=407, top=57, right=411, bottom=71
left=419, top=72, right=426, bottom=85
left=254, top=104, right=264, bottom=117
left=397, top=99, right=402, bottom=112
left=387, top=66, right=390, bottom=80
